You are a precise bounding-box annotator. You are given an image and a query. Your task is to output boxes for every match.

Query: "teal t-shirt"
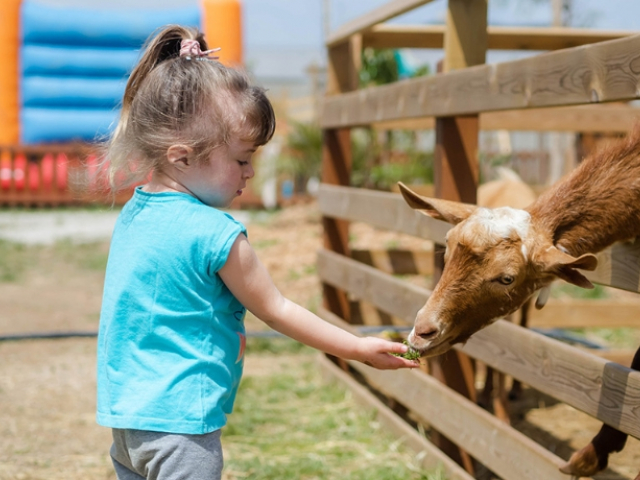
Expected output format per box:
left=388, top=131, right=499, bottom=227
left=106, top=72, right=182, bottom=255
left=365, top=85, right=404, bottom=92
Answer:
left=96, top=187, right=247, bottom=434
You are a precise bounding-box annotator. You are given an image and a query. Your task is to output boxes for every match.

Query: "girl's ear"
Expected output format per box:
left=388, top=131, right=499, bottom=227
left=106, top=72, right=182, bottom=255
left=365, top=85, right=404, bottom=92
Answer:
left=167, top=145, right=194, bottom=168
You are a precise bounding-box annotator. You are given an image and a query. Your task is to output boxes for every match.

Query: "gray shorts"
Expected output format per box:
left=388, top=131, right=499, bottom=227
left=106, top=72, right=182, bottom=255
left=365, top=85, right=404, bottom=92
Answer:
left=110, top=428, right=223, bottom=480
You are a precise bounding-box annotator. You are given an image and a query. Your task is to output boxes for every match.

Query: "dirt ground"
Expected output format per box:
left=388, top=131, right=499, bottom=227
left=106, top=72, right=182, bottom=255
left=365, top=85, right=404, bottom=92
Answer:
left=0, top=202, right=639, bottom=479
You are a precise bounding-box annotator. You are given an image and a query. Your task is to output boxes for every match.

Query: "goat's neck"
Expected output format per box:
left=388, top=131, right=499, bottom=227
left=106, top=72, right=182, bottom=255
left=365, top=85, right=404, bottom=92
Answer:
left=527, top=138, right=640, bottom=257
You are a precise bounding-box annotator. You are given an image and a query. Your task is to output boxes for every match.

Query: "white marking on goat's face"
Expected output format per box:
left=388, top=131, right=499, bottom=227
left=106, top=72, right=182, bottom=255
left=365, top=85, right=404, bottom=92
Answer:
left=462, top=207, right=531, bottom=258
left=409, top=207, right=545, bottom=357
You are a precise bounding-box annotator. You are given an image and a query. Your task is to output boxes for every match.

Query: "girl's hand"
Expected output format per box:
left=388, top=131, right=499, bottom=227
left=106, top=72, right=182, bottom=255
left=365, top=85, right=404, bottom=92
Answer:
left=355, top=337, right=421, bottom=370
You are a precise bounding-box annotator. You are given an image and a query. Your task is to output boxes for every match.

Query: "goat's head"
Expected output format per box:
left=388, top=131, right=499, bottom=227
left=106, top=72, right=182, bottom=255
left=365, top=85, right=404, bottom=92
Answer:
left=399, top=182, right=598, bottom=358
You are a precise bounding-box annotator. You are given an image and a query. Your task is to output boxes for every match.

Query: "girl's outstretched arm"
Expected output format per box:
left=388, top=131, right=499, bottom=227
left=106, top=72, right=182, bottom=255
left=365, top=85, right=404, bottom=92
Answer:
left=219, top=234, right=418, bottom=370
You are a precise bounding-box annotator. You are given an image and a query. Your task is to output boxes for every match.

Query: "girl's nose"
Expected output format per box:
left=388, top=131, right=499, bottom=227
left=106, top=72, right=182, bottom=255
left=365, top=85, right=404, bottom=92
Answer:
left=244, top=164, right=255, bottom=179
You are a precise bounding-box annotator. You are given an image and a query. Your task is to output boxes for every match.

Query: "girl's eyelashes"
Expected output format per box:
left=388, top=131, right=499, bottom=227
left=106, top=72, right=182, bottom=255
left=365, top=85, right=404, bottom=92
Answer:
left=237, top=160, right=249, bottom=166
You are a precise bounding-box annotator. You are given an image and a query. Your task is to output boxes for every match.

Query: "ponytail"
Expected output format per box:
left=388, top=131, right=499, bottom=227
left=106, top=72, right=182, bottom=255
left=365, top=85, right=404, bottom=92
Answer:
left=121, top=26, right=206, bottom=122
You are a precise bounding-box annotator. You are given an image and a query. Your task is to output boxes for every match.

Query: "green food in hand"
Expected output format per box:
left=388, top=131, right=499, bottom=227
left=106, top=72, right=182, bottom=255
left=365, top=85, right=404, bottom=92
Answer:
left=393, top=340, right=421, bottom=361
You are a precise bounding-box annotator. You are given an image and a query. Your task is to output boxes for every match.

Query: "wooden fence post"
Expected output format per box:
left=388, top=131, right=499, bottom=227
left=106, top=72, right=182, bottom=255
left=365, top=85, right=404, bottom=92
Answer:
left=322, top=35, right=361, bottom=322
left=430, top=0, right=487, bottom=473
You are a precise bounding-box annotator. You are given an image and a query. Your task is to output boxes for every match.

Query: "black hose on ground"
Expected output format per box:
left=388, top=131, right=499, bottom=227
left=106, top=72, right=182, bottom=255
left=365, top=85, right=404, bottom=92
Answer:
left=0, top=325, right=414, bottom=342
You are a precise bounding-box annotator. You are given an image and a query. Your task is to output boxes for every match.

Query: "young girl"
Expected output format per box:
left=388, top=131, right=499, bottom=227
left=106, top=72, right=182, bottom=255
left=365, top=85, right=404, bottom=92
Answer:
left=96, top=25, right=418, bottom=480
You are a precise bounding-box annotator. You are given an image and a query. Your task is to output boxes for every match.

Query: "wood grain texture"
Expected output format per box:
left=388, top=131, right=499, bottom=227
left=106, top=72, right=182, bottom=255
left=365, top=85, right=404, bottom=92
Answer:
left=363, top=24, right=636, bottom=51
left=461, top=322, right=640, bottom=440
left=320, top=34, right=640, bottom=128
left=317, top=184, right=449, bottom=244
left=372, top=103, right=640, bottom=133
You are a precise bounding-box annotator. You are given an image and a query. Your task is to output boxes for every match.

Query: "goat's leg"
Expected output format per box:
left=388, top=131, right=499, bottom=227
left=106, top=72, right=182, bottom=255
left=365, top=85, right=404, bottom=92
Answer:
left=478, top=365, right=494, bottom=409
left=509, top=298, right=531, bottom=400
left=559, top=345, right=640, bottom=476
left=559, top=424, right=627, bottom=476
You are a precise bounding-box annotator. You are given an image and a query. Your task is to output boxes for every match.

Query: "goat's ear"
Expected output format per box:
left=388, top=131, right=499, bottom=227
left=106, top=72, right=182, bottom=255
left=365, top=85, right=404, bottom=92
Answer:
left=539, top=246, right=598, bottom=289
left=398, top=182, right=477, bottom=225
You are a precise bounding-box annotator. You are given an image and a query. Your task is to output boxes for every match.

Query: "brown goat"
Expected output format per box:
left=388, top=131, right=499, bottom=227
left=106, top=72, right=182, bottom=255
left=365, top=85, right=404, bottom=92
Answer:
left=399, top=127, right=640, bottom=477
left=477, top=168, right=538, bottom=408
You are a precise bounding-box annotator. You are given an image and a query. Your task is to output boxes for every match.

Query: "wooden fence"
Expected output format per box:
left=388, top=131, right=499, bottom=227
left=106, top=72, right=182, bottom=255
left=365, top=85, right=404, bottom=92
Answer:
left=318, top=1, right=640, bottom=478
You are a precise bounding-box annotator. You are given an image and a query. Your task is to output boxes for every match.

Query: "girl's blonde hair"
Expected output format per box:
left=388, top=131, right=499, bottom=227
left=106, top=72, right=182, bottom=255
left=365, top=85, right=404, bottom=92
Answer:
left=106, top=25, right=276, bottom=189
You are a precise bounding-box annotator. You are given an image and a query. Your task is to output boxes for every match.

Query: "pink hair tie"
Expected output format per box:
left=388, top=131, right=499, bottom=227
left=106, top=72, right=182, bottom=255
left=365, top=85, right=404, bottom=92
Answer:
left=179, top=39, right=220, bottom=60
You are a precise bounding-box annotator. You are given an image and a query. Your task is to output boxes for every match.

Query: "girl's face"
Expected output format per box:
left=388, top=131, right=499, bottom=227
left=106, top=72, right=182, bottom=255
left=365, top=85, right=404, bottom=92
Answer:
left=183, top=136, right=256, bottom=208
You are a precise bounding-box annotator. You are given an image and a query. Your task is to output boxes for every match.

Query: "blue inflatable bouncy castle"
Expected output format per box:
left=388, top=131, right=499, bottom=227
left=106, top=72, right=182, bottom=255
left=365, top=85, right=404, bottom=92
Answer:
left=19, top=2, right=200, bottom=144
left=0, top=0, right=242, bottom=147
left=0, top=0, right=242, bottom=206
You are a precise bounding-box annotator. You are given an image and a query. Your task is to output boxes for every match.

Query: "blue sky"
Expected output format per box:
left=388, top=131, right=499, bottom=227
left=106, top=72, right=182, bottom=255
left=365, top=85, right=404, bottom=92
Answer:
left=244, top=0, right=639, bottom=51
left=242, top=0, right=640, bottom=80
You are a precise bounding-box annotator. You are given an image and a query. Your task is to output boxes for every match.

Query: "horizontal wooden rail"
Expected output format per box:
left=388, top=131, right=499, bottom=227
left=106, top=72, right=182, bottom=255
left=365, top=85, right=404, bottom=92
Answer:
left=317, top=354, right=474, bottom=480
left=363, top=24, right=636, bottom=50
left=326, top=0, right=434, bottom=47
left=586, top=240, right=640, bottom=293
left=530, top=300, right=640, bottom=329
left=318, top=308, right=587, bottom=480
left=317, top=248, right=640, bottom=439
left=462, top=322, right=640, bottom=440
left=373, top=103, right=640, bottom=133
left=318, top=184, right=449, bottom=244
left=352, top=248, right=433, bottom=275
left=319, top=184, right=640, bottom=293
left=318, top=249, right=429, bottom=324
left=320, top=34, right=640, bottom=128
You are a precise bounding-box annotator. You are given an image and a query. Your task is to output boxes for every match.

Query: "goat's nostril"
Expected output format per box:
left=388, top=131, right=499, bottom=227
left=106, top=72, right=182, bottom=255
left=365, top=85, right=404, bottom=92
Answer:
left=418, top=328, right=438, bottom=340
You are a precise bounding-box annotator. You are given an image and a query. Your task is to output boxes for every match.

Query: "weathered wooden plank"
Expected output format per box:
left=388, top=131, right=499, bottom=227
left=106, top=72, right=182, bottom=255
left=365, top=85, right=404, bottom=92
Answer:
left=351, top=248, right=434, bottom=275
left=373, top=103, right=640, bottom=133
left=363, top=24, right=636, bottom=51
left=434, top=115, right=479, bottom=202
left=320, top=34, right=640, bottom=128
left=326, top=0, right=435, bottom=47
left=529, top=300, right=640, bottom=328
left=317, top=184, right=449, bottom=244
left=586, top=240, right=640, bottom=293
left=317, top=353, right=475, bottom=480
left=460, top=321, right=640, bottom=440
left=327, top=35, right=362, bottom=95
left=317, top=309, right=583, bottom=480
left=317, top=248, right=640, bottom=439
left=443, top=0, right=487, bottom=72
left=318, top=249, right=429, bottom=324
left=352, top=362, right=586, bottom=480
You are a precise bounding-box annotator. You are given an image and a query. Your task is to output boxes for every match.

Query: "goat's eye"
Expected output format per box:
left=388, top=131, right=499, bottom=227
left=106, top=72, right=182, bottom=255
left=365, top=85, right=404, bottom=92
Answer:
left=498, top=275, right=515, bottom=285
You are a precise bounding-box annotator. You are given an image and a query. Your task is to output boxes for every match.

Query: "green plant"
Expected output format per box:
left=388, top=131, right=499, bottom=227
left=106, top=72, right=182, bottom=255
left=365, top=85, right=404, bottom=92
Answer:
left=0, top=240, right=30, bottom=282
left=53, top=240, right=110, bottom=271
left=551, top=283, right=609, bottom=300
left=360, top=48, right=399, bottom=87
left=245, top=336, right=310, bottom=355
left=279, top=121, right=323, bottom=194
left=392, top=340, right=421, bottom=361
